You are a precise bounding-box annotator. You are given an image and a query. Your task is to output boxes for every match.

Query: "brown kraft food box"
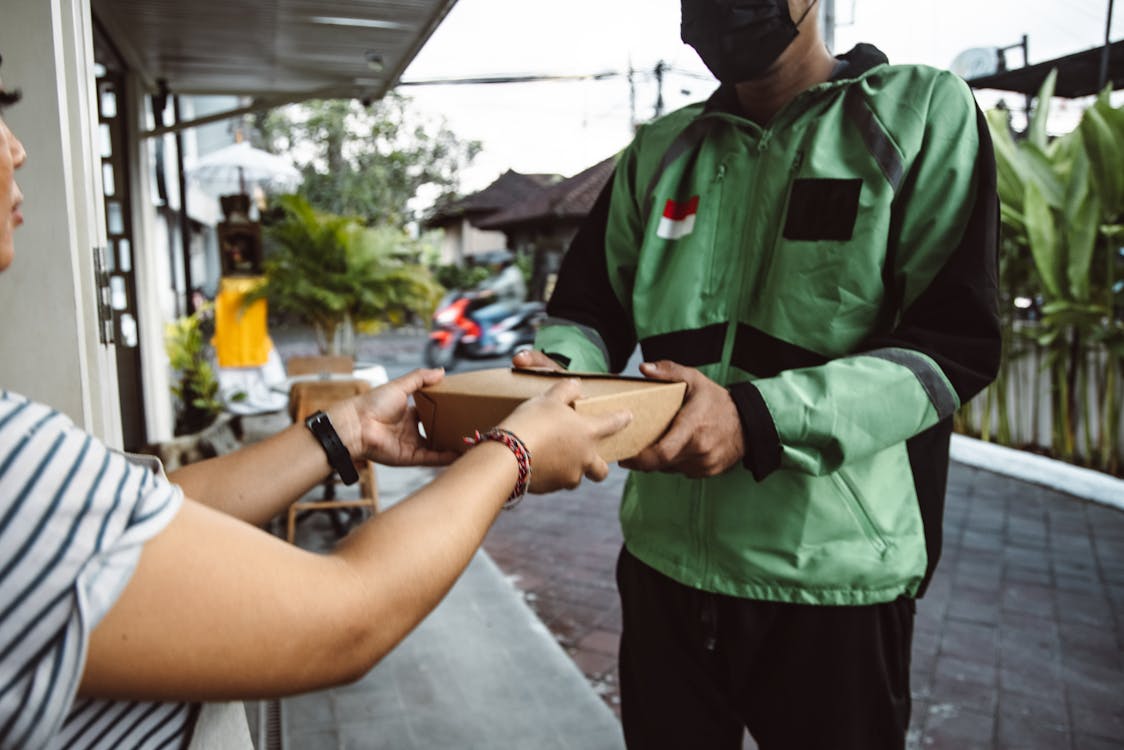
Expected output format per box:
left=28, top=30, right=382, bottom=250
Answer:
left=415, top=368, right=687, bottom=463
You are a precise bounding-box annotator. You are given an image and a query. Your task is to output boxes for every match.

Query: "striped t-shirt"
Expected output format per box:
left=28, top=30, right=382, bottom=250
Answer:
left=0, top=390, right=194, bottom=749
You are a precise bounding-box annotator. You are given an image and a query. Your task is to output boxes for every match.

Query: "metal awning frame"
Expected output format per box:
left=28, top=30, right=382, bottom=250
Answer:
left=968, top=40, right=1124, bottom=99
left=91, top=0, right=459, bottom=138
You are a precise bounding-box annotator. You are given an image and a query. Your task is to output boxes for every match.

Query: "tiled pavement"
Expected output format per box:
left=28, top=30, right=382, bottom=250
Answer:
left=483, top=461, right=1124, bottom=749
left=482, top=469, right=628, bottom=715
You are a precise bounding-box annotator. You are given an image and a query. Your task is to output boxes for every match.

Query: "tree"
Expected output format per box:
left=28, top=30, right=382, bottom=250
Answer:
left=254, top=94, right=481, bottom=227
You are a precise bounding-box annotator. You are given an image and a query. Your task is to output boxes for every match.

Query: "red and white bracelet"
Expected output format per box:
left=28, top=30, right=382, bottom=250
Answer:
left=464, top=427, right=532, bottom=509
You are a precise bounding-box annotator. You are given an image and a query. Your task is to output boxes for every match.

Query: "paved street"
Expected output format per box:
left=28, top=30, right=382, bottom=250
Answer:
left=269, top=325, right=1124, bottom=749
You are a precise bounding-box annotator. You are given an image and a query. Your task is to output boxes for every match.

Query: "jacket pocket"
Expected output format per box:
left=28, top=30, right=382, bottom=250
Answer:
left=782, top=178, right=863, bottom=241
left=829, top=469, right=891, bottom=556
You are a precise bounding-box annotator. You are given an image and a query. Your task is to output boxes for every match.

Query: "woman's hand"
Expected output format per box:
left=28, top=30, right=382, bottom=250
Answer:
left=498, top=379, right=632, bottom=493
left=331, top=369, right=458, bottom=468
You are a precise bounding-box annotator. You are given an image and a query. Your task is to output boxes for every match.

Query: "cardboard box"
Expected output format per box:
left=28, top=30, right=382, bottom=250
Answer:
left=415, top=368, right=687, bottom=463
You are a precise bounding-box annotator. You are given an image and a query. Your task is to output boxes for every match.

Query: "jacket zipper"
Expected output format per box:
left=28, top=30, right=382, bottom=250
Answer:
left=831, top=470, right=891, bottom=555
left=705, top=163, right=729, bottom=299
left=692, top=160, right=729, bottom=582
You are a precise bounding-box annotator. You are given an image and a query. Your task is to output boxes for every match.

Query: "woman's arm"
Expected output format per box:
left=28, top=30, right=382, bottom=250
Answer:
left=80, top=380, right=630, bottom=701
left=168, top=369, right=455, bottom=526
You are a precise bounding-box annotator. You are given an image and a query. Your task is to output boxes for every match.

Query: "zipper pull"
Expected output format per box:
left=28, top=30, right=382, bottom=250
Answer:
left=757, top=131, right=772, bottom=153
left=791, top=150, right=805, bottom=174
left=714, top=163, right=727, bottom=183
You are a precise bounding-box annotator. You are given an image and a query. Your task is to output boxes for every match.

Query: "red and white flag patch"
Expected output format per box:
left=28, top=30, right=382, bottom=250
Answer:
left=657, top=196, right=699, bottom=240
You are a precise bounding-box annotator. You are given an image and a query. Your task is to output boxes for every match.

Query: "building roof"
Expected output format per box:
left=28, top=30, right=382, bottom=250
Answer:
left=967, top=40, right=1124, bottom=99
left=423, top=170, right=560, bottom=228
left=475, top=156, right=617, bottom=231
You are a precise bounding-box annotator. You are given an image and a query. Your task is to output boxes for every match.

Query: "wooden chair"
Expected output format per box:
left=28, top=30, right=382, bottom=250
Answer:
left=287, top=379, right=379, bottom=544
left=286, top=355, right=355, bottom=378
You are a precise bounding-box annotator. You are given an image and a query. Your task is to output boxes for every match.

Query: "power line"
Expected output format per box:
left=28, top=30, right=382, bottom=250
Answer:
left=398, top=71, right=622, bottom=87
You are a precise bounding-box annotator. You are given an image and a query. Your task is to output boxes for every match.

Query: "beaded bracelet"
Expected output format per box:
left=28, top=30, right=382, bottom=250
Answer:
left=464, top=427, right=532, bottom=509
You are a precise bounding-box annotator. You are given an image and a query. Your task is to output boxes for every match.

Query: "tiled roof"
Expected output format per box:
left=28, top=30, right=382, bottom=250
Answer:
left=423, top=170, right=560, bottom=227
left=475, top=155, right=617, bottom=230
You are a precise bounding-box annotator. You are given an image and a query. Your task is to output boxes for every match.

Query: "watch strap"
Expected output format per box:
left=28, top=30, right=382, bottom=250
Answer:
left=305, top=410, right=360, bottom=485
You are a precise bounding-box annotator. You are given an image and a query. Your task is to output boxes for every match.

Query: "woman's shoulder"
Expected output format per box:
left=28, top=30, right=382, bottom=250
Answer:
left=0, top=386, right=183, bottom=604
left=0, top=388, right=73, bottom=434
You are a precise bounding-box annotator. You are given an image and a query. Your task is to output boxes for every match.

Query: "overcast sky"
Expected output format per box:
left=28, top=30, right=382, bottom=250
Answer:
left=403, top=0, right=1123, bottom=192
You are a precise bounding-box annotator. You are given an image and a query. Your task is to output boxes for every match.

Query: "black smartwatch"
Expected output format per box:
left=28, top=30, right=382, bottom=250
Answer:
left=305, top=410, right=360, bottom=485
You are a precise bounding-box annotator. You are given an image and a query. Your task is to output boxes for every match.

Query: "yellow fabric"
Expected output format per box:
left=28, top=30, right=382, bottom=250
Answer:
left=213, top=276, right=272, bottom=367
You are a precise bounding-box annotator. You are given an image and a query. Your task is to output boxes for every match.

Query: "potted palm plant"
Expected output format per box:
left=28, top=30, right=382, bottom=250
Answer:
left=165, top=304, right=223, bottom=436
left=248, top=195, right=443, bottom=355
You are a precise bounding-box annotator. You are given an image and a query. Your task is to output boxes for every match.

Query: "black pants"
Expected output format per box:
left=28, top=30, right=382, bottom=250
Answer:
left=616, top=547, right=914, bottom=750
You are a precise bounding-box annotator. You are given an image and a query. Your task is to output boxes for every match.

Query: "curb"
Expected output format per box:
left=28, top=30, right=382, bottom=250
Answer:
left=950, top=434, right=1124, bottom=512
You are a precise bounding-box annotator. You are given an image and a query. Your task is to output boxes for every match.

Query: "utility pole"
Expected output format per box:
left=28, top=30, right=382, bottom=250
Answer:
left=822, top=0, right=836, bottom=54
left=1100, top=0, right=1116, bottom=91
left=628, top=62, right=638, bottom=131
left=654, top=60, right=668, bottom=119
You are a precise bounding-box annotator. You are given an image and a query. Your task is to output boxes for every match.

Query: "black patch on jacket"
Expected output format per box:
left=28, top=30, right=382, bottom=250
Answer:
left=782, top=178, right=862, bottom=241
left=640, top=324, right=726, bottom=368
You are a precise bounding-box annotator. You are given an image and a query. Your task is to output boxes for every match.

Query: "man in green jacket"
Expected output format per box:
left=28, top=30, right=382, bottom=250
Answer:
left=515, top=0, right=1001, bottom=747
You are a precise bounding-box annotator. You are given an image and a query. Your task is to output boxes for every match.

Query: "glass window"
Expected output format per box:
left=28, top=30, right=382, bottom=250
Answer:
left=102, top=162, right=116, bottom=197
left=107, top=201, right=124, bottom=235
left=118, top=238, right=132, bottom=272
left=120, top=313, right=139, bottom=348
left=99, top=123, right=112, bottom=158
left=100, top=85, right=117, bottom=119
left=110, top=275, right=128, bottom=311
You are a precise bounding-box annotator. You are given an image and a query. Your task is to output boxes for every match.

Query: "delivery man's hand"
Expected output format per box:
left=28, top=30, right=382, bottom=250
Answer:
left=512, top=349, right=566, bottom=372
left=621, top=361, right=745, bottom=478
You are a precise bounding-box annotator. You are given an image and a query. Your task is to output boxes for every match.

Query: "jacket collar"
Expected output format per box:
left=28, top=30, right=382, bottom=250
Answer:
left=703, top=43, right=890, bottom=116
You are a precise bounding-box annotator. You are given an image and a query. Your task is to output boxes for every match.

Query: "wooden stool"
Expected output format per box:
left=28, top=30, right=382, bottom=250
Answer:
left=288, top=379, right=379, bottom=544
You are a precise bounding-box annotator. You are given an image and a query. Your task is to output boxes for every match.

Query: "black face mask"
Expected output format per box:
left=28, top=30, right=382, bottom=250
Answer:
left=681, top=0, right=816, bottom=83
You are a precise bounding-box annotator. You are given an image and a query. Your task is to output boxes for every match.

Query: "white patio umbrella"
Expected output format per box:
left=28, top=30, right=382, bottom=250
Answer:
left=187, top=141, right=303, bottom=196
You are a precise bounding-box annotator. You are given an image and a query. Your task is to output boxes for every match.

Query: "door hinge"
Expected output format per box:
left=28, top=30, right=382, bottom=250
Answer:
left=92, top=245, right=116, bottom=346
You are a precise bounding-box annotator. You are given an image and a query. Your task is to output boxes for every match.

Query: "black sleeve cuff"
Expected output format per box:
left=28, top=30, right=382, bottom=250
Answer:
left=728, top=382, right=782, bottom=481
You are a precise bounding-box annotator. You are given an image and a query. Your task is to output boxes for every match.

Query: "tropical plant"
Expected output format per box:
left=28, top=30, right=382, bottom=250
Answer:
left=979, top=70, right=1124, bottom=473
left=165, top=304, right=223, bottom=436
left=248, top=195, right=444, bottom=355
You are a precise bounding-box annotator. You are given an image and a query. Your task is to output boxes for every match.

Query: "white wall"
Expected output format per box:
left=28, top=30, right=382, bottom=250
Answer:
left=437, top=218, right=507, bottom=265
left=0, top=0, right=121, bottom=444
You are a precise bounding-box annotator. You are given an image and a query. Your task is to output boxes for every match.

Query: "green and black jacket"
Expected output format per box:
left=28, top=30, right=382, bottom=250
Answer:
left=536, top=45, right=1001, bottom=606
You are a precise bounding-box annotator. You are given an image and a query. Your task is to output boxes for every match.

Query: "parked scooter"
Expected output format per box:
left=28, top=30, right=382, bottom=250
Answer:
left=424, top=289, right=545, bottom=370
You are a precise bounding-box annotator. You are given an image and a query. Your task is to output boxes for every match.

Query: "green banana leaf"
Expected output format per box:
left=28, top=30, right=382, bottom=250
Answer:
left=1063, top=137, right=1101, bottom=302
left=1079, top=100, right=1124, bottom=219
left=1024, top=179, right=1063, bottom=299
left=1027, top=69, right=1057, bottom=150
left=986, top=109, right=1028, bottom=213
left=1021, top=143, right=1066, bottom=209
